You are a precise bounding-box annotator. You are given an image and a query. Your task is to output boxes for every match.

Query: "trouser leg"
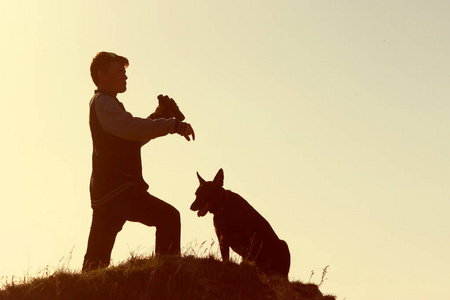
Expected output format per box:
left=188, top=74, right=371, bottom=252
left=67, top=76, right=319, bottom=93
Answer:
left=82, top=202, right=125, bottom=272
left=126, top=188, right=181, bottom=255
left=154, top=204, right=181, bottom=255
left=83, top=186, right=181, bottom=272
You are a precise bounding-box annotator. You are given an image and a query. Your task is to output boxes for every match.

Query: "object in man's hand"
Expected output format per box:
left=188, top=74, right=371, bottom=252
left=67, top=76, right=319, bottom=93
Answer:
left=149, top=95, right=185, bottom=121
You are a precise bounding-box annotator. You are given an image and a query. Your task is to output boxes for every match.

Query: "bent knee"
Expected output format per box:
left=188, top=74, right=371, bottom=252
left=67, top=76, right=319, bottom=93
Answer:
left=164, top=205, right=181, bottom=227
left=171, top=207, right=181, bottom=224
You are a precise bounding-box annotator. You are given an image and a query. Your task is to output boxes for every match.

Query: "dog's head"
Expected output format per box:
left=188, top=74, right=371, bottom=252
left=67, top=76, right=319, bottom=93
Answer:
left=190, top=169, right=224, bottom=217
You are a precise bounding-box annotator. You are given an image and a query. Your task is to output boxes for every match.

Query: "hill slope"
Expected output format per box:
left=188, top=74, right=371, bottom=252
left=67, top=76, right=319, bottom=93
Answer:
left=0, top=255, right=336, bottom=300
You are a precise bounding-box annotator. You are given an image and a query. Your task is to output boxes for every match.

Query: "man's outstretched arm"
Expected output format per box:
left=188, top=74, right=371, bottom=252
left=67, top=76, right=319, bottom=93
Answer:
left=94, top=95, right=194, bottom=143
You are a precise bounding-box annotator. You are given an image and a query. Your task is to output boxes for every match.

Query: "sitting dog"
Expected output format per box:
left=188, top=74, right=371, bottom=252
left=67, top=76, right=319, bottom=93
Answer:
left=190, top=169, right=291, bottom=277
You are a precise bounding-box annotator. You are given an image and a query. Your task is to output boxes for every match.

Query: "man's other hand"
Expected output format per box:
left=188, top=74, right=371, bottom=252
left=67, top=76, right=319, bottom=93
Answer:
left=174, top=121, right=195, bottom=141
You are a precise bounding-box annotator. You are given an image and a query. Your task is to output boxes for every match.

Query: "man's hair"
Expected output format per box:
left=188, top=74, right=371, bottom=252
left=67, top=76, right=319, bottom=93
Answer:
left=90, top=52, right=129, bottom=86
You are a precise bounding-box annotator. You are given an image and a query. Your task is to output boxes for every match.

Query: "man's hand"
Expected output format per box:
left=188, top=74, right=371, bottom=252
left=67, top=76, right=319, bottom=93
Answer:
left=174, top=121, right=195, bottom=141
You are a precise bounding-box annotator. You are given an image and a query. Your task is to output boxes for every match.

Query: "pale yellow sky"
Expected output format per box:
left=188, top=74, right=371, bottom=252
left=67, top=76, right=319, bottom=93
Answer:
left=1, top=1, right=449, bottom=299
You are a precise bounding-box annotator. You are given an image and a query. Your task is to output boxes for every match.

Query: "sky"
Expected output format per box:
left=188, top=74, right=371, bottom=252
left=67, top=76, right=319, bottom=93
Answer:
left=1, top=1, right=449, bottom=299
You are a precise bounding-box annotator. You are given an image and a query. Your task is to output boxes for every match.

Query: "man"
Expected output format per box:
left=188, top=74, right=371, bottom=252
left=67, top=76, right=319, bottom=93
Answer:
left=83, top=52, right=195, bottom=271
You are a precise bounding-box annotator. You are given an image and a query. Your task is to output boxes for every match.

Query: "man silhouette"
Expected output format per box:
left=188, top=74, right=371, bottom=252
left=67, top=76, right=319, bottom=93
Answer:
left=83, top=52, right=195, bottom=271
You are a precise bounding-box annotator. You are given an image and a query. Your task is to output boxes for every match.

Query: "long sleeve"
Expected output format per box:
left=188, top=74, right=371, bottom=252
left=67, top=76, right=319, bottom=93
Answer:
left=94, top=95, right=177, bottom=143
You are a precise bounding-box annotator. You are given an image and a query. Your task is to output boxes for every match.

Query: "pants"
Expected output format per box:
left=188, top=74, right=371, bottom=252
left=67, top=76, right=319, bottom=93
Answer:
left=82, top=186, right=181, bottom=271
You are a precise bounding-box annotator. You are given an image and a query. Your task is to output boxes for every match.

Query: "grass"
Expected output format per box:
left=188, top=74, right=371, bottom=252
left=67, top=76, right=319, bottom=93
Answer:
left=0, top=250, right=336, bottom=300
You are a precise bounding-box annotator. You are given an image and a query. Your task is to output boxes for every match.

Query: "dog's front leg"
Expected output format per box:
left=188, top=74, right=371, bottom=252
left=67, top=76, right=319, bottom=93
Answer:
left=219, top=239, right=230, bottom=261
left=214, top=218, right=230, bottom=261
left=216, top=232, right=230, bottom=261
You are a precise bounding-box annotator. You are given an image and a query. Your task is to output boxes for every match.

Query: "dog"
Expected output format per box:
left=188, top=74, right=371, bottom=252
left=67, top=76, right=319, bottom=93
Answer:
left=190, top=169, right=291, bottom=277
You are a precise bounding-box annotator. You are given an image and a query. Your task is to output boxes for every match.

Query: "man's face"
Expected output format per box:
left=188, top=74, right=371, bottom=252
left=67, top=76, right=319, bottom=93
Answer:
left=99, top=61, right=128, bottom=94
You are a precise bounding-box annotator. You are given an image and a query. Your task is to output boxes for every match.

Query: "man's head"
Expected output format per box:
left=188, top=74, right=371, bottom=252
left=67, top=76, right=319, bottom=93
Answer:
left=90, top=52, right=129, bottom=95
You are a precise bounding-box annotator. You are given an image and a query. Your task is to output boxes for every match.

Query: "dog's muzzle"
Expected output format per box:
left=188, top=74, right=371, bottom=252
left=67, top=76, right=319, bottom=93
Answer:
left=191, top=202, right=209, bottom=217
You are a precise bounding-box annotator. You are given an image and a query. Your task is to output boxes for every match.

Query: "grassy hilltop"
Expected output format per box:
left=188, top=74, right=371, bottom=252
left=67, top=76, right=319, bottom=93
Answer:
left=0, top=254, right=336, bottom=300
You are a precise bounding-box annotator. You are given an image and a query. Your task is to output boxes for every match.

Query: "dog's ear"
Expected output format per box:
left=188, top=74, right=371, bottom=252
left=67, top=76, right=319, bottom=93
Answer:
left=213, top=168, right=224, bottom=187
left=197, top=172, right=206, bottom=185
